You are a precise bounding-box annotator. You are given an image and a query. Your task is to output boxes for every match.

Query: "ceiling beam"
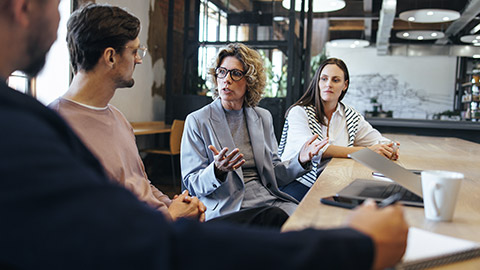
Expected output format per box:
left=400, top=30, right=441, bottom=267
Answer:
left=330, top=20, right=366, bottom=31
left=329, top=19, right=452, bottom=32
left=376, top=0, right=396, bottom=55
left=210, top=0, right=251, bottom=12
left=392, top=20, right=453, bottom=31
left=436, top=0, right=480, bottom=45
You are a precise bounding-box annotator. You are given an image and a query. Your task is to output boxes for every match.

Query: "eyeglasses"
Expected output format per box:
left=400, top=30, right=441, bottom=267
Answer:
left=215, top=67, right=245, bottom=81
left=125, top=45, right=148, bottom=60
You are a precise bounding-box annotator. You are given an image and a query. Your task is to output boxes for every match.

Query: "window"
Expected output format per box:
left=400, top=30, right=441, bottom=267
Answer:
left=197, top=0, right=286, bottom=97
left=198, top=0, right=228, bottom=93
left=35, top=0, right=71, bottom=105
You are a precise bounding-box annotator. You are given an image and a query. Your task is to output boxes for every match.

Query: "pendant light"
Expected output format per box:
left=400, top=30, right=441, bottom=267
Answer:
left=282, top=0, right=346, bottom=13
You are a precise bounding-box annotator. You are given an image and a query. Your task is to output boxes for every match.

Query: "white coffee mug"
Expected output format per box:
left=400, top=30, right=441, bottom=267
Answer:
left=421, top=170, right=464, bottom=221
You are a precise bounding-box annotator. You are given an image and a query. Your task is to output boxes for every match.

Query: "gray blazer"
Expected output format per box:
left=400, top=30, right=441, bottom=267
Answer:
left=180, top=99, right=308, bottom=220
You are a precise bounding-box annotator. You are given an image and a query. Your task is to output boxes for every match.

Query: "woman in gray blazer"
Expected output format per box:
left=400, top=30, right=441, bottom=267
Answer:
left=181, top=43, right=327, bottom=221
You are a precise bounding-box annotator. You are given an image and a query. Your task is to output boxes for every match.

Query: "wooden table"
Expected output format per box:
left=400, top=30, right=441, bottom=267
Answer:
left=131, top=121, right=171, bottom=136
left=282, top=134, right=480, bottom=269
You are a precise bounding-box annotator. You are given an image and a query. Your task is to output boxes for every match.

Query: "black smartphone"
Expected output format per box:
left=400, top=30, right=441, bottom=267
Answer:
left=320, top=193, right=403, bottom=210
left=320, top=196, right=364, bottom=209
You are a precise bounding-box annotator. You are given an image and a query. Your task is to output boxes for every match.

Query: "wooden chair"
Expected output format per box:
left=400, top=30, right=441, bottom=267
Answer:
left=141, top=120, right=185, bottom=188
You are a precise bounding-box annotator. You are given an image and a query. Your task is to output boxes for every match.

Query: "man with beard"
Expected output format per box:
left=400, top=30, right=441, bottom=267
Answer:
left=0, top=1, right=408, bottom=270
left=49, top=3, right=207, bottom=222
left=0, top=0, right=59, bottom=77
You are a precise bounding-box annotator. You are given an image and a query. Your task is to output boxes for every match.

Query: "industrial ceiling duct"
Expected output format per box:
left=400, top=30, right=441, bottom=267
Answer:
left=376, top=0, right=396, bottom=55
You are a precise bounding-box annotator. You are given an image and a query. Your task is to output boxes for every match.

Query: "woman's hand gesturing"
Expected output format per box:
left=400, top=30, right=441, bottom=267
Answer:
left=208, top=145, right=245, bottom=179
left=298, top=135, right=328, bottom=167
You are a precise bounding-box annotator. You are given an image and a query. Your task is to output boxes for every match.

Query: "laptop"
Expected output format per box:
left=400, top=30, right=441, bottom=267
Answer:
left=336, top=148, right=424, bottom=207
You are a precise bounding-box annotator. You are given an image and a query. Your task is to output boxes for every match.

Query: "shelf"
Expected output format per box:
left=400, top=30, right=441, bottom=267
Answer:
left=461, top=96, right=480, bottom=102
left=466, top=69, right=480, bottom=75
left=461, top=82, right=480, bottom=87
left=366, top=118, right=480, bottom=130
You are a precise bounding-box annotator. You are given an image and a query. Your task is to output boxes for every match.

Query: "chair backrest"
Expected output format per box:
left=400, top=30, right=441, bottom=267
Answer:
left=169, top=120, right=185, bottom=155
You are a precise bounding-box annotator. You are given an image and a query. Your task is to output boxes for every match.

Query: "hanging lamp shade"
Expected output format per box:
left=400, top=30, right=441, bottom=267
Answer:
left=460, top=35, right=480, bottom=46
left=396, top=30, right=445, bottom=41
left=327, top=39, right=370, bottom=48
left=282, top=0, right=346, bottom=13
left=399, top=9, right=460, bottom=23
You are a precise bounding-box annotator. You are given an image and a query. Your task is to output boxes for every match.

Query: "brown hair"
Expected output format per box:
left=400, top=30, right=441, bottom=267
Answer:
left=67, top=3, right=140, bottom=73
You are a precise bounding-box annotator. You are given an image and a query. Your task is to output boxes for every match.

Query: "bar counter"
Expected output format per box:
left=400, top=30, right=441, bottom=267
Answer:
left=367, top=118, right=480, bottom=143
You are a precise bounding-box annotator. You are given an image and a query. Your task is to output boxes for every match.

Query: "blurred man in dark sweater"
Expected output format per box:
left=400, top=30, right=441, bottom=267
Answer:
left=0, top=1, right=408, bottom=269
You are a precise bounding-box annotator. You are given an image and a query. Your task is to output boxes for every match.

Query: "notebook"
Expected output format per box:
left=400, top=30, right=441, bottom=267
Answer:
left=337, top=148, right=423, bottom=207
left=396, top=227, right=480, bottom=269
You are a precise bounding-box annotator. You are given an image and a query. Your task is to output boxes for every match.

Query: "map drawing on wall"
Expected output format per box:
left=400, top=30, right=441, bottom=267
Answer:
left=342, top=73, right=453, bottom=119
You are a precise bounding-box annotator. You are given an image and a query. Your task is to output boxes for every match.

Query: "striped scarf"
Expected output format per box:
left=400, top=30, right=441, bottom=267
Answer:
left=278, top=103, right=361, bottom=187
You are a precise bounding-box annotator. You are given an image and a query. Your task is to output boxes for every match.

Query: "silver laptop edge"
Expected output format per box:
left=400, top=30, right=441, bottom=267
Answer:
left=348, top=148, right=423, bottom=197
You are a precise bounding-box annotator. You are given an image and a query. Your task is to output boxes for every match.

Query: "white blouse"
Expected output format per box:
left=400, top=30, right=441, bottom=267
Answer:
left=281, top=104, right=387, bottom=162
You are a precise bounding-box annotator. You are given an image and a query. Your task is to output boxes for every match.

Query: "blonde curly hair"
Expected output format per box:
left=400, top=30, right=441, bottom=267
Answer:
left=208, top=43, right=266, bottom=107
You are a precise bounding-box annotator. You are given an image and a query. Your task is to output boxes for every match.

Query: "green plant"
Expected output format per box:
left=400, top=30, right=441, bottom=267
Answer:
left=260, top=50, right=287, bottom=98
left=191, top=75, right=208, bottom=96
left=310, top=50, right=328, bottom=78
left=432, top=110, right=461, bottom=120
left=438, top=110, right=459, bottom=117
left=259, top=49, right=327, bottom=98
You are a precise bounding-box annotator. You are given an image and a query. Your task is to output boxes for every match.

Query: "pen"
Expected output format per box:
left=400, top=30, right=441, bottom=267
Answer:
left=377, top=193, right=402, bottom=208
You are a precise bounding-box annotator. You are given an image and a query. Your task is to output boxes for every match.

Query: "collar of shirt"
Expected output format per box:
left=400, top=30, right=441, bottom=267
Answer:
left=322, top=103, right=348, bottom=147
left=322, top=102, right=345, bottom=124
left=63, top=97, right=109, bottom=111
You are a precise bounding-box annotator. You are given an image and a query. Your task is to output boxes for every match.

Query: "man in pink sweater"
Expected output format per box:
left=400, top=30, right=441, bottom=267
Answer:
left=49, top=4, right=205, bottom=222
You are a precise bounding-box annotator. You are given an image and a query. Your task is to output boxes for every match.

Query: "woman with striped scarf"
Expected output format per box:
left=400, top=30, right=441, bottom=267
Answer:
left=278, top=58, right=398, bottom=201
